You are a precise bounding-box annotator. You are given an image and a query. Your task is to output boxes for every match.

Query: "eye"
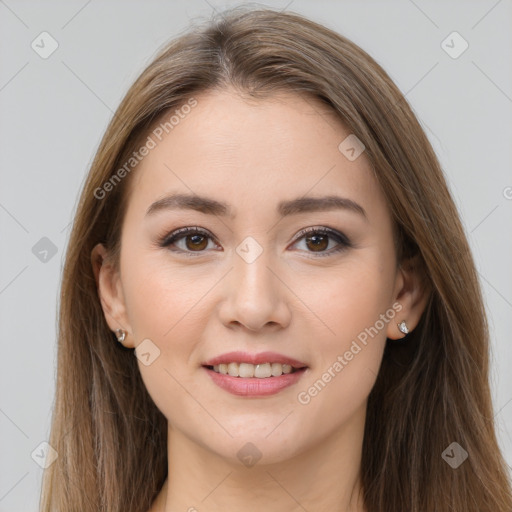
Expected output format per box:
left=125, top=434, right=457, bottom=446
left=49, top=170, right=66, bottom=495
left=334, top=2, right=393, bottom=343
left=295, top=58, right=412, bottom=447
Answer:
left=290, top=226, right=352, bottom=257
left=159, top=226, right=219, bottom=256
left=158, top=226, right=352, bottom=257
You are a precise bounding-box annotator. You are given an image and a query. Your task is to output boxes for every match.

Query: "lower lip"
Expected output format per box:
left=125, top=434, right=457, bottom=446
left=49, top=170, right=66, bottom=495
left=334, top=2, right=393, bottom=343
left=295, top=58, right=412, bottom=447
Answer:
left=203, top=366, right=307, bottom=397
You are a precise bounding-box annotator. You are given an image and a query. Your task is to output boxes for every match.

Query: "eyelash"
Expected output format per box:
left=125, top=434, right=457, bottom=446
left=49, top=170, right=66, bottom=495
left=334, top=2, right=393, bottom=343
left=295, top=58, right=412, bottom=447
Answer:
left=158, top=226, right=353, bottom=258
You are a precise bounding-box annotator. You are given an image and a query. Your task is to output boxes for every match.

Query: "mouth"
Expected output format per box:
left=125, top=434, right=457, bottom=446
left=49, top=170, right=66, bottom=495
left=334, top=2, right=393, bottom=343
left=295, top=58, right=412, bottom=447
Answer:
left=201, top=351, right=309, bottom=396
left=203, top=362, right=306, bottom=378
left=201, top=362, right=308, bottom=397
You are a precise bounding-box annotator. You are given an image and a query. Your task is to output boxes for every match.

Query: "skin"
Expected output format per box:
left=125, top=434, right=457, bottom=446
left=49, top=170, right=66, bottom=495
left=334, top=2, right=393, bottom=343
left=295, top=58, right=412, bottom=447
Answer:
left=92, top=87, right=427, bottom=512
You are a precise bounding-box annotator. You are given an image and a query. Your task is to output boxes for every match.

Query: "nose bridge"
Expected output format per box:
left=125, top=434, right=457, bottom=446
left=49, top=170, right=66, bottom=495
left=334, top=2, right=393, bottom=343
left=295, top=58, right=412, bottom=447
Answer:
left=234, top=235, right=276, bottom=305
left=222, top=235, right=290, bottom=330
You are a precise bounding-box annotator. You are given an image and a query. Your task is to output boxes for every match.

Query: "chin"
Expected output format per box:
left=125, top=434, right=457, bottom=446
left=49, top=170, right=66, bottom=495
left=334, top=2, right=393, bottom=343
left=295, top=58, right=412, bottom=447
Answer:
left=200, top=424, right=310, bottom=468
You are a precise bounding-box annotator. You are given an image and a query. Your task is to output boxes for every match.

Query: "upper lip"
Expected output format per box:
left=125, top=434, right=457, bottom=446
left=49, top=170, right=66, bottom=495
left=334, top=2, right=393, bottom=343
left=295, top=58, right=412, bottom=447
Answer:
left=202, top=351, right=308, bottom=369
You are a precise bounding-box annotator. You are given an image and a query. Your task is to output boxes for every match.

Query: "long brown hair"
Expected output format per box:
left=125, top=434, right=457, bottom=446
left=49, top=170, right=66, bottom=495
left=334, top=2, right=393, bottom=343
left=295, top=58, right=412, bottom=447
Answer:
left=40, top=6, right=512, bottom=511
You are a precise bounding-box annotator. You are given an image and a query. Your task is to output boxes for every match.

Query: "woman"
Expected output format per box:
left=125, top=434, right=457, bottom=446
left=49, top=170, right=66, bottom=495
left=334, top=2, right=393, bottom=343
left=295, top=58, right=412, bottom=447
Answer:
left=40, top=6, right=512, bottom=511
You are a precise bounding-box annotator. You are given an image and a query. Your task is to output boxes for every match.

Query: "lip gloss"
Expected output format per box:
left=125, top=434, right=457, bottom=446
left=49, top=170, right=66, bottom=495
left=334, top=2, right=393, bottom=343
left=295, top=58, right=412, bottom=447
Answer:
left=203, top=367, right=307, bottom=397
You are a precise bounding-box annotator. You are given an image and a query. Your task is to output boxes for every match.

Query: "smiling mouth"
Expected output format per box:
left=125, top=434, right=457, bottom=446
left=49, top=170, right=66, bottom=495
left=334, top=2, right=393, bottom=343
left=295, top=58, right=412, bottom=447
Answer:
left=203, top=362, right=306, bottom=378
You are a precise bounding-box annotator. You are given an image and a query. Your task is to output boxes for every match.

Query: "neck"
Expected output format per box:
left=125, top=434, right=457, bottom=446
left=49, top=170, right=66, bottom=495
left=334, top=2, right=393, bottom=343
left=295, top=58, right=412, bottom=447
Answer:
left=155, top=402, right=367, bottom=512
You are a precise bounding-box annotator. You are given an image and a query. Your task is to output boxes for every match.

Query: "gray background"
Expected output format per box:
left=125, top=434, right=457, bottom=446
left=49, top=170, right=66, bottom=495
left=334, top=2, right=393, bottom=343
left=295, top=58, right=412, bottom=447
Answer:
left=1, top=0, right=511, bottom=510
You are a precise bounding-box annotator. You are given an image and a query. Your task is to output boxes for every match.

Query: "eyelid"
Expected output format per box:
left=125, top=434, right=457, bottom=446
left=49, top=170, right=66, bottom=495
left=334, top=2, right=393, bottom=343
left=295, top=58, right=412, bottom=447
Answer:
left=291, top=226, right=352, bottom=246
left=158, top=225, right=352, bottom=257
left=161, top=226, right=214, bottom=243
left=288, top=226, right=352, bottom=258
left=159, top=226, right=220, bottom=254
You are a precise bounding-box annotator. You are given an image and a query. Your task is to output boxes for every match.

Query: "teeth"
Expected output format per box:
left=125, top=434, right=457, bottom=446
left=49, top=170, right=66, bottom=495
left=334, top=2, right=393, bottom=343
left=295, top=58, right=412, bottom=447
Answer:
left=227, top=362, right=238, bottom=377
left=254, top=363, right=271, bottom=378
left=239, top=363, right=254, bottom=378
left=210, top=362, right=297, bottom=378
left=282, top=364, right=294, bottom=374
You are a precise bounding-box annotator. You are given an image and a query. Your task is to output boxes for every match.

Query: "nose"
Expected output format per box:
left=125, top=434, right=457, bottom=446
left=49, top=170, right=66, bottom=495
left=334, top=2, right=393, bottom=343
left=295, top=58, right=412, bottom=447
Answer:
left=218, top=244, right=292, bottom=332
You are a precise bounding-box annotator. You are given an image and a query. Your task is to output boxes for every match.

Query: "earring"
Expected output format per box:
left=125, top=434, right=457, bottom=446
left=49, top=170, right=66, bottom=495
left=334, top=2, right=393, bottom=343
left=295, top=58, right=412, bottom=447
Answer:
left=115, top=329, right=126, bottom=343
left=397, top=321, right=409, bottom=335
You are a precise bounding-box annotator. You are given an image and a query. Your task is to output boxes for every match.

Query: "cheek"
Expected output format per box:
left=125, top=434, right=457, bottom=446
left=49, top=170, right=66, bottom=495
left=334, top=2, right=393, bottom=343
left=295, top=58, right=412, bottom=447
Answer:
left=298, top=252, right=395, bottom=350
left=293, top=249, right=394, bottom=413
left=121, top=247, right=210, bottom=340
left=119, top=249, right=215, bottom=410
left=120, top=253, right=212, bottom=424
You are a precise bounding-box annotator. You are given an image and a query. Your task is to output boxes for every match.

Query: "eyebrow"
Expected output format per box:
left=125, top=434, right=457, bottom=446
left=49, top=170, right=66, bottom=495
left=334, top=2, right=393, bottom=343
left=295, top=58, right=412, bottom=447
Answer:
left=145, top=193, right=368, bottom=220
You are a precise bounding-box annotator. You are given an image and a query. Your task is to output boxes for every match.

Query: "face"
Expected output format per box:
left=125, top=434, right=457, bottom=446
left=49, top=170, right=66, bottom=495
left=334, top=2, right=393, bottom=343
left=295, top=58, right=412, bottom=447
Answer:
left=95, top=87, right=412, bottom=465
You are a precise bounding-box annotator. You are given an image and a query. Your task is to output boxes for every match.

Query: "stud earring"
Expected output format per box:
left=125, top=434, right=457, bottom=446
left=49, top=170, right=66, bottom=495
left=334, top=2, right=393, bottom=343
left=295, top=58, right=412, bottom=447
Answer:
left=115, top=329, right=126, bottom=343
left=397, top=321, right=409, bottom=335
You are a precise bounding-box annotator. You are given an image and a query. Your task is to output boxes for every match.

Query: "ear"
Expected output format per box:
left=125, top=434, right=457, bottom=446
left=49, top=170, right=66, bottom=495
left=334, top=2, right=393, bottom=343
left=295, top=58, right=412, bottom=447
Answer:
left=386, top=253, right=430, bottom=340
left=91, top=243, right=135, bottom=348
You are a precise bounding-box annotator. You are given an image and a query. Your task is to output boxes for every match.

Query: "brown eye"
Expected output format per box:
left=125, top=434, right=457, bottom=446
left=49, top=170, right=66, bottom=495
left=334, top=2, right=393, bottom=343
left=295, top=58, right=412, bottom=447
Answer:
left=160, top=227, right=217, bottom=255
left=292, top=227, right=352, bottom=257
left=185, top=234, right=208, bottom=251
left=160, top=226, right=351, bottom=258
left=304, top=233, right=329, bottom=252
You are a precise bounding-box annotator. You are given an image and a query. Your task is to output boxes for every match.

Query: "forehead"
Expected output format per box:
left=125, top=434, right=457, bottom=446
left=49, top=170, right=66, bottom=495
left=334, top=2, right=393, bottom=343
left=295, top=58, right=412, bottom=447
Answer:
left=125, top=87, right=384, bottom=221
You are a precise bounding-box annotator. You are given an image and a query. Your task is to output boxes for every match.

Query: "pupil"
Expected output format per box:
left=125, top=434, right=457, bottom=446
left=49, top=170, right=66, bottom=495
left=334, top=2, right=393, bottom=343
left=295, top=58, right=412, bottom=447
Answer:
left=187, top=234, right=207, bottom=250
left=184, top=233, right=329, bottom=252
left=307, top=234, right=327, bottom=251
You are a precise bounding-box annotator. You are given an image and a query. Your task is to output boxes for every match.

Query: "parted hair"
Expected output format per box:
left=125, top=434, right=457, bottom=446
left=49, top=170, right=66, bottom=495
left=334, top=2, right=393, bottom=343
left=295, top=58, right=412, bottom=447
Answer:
left=40, top=6, right=512, bottom=511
